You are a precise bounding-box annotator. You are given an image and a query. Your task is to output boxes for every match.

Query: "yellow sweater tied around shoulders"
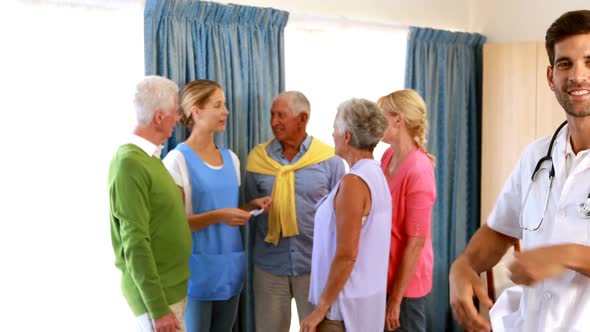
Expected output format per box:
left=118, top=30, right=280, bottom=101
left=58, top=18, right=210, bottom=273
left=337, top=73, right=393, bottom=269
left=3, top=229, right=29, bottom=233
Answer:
left=246, top=137, right=335, bottom=245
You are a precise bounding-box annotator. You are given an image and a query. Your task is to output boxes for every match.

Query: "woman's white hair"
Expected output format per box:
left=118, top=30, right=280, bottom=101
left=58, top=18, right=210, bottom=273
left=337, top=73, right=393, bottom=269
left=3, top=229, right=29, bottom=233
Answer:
left=133, top=76, right=179, bottom=125
left=334, top=98, right=387, bottom=151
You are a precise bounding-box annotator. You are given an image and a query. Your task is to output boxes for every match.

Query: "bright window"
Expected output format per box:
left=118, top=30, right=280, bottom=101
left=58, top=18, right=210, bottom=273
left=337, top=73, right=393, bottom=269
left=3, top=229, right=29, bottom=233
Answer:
left=285, top=15, right=408, bottom=160
left=1, top=4, right=407, bottom=331
left=3, top=1, right=144, bottom=330
left=284, top=15, right=408, bottom=331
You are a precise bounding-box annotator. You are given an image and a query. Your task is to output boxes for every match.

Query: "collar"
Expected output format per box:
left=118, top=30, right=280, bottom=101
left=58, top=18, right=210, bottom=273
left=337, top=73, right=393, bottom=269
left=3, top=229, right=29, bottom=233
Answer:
left=269, top=134, right=312, bottom=154
left=559, top=126, right=590, bottom=158
left=553, top=124, right=569, bottom=155
left=129, top=134, right=163, bottom=159
left=565, top=132, right=575, bottom=159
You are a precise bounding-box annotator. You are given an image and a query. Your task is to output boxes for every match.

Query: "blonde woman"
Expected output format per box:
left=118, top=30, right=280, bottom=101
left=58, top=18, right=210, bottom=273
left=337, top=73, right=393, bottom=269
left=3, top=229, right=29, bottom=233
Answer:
left=377, top=89, right=437, bottom=332
left=164, top=80, right=271, bottom=332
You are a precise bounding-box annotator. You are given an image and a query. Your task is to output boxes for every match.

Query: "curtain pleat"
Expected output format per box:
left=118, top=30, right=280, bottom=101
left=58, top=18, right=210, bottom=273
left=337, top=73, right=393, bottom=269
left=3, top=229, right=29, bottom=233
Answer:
left=405, top=26, right=486, bottom=332
left=144, top=1, right=289, bottom=330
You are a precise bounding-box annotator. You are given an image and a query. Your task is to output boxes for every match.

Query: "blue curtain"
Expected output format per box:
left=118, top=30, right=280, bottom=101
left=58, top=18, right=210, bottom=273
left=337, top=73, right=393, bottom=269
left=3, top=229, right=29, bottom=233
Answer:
left=144, top=1, right=288, bottom=331
left=405, top=27, right=486, bottom=332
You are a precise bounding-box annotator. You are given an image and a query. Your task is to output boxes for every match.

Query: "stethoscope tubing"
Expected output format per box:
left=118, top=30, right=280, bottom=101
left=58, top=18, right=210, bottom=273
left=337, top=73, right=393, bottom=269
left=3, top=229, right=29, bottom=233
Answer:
left=519, top=120, right=590, bottom=230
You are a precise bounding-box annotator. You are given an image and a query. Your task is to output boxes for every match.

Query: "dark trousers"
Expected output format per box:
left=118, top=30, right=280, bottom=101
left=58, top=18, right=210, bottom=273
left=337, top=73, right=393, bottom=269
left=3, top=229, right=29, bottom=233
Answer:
left=386, top=296, right=427, bottom=332
left=185, top=294, right=240, bottom=332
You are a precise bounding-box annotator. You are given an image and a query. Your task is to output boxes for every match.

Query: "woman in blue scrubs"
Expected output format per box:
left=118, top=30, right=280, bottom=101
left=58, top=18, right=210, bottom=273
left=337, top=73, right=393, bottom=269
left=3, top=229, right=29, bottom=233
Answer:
left=164, top=80, right=271, bottom=332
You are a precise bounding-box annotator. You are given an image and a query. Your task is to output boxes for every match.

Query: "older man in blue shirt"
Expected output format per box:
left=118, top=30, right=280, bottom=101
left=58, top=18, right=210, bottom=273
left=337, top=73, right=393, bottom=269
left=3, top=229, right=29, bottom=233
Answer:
left=245, top=91, right=345, bottom=332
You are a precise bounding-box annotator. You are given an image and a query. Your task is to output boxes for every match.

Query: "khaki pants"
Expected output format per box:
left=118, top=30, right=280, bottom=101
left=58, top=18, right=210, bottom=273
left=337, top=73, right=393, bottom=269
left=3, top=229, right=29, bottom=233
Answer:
left=317, top=318, right=346, bottom=332
left=136, top=298, right=187, bottom=332
left=254, top=266, right=314, bottom=332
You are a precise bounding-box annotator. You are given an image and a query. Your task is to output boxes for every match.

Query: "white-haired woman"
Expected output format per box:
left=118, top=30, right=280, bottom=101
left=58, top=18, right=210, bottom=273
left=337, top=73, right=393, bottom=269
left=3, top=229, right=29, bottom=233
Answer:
left=300, top=98, right=392, bottom=332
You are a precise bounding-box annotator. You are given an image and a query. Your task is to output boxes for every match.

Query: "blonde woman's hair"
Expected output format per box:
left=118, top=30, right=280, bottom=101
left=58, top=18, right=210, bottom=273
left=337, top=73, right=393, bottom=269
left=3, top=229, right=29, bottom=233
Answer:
left=179, top=80, right=222, bottom=127
left=377, top=89, right=436, bottom=165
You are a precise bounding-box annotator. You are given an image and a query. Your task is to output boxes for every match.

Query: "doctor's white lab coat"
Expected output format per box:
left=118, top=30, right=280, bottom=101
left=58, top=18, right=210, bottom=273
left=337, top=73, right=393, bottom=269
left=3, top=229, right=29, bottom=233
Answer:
left=487, top=125, right=590, bottom=332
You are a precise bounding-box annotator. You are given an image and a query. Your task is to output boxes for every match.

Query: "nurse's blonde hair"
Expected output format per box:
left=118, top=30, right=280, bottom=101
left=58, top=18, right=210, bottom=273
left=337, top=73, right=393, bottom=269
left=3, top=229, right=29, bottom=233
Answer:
left=377, top=89, right=436, bottom=165
left=179, top=79, right=222, bottom=128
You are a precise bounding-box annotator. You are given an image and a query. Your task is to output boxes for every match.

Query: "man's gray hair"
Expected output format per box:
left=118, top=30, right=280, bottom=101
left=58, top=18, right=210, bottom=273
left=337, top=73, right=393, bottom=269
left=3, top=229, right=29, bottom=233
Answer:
left=334, top=98, right=387, bottom=151
left=133, top=76, right=179, bottom=125
left=274, top=91, right=311, bottom=115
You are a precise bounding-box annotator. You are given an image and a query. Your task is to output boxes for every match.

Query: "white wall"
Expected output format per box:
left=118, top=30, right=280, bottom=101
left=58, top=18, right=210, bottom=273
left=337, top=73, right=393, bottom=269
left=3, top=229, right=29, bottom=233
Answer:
left=226, top=0, right=589, bottom=42
left=225, top=0, right=471, bottom=31
left=470, top=0, right=589, bottom=42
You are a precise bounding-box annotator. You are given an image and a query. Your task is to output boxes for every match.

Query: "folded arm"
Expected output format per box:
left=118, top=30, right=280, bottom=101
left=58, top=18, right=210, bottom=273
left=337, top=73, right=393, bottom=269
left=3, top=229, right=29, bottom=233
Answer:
left=510, top=243, right=590, bottom=285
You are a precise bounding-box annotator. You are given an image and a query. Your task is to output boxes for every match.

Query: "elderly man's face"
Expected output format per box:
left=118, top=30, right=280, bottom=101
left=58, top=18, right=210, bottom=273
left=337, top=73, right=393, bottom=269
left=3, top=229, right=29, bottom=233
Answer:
left=270, top=98, right=306, bottom=143
left=158, top=95, right=180, bottom=139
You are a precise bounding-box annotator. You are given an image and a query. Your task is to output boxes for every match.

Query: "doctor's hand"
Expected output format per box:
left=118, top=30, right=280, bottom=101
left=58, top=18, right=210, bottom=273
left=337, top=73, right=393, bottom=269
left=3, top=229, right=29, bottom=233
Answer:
left=449, top=257, right=492, bottom=332
left=509, top=246, right=567, bottom=286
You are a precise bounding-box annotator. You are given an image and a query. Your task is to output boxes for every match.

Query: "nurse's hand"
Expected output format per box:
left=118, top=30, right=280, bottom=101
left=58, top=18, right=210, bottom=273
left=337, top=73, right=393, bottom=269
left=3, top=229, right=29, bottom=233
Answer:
left=509, top=247, right=566, bottom=286
left=449, top=257, right=492, bottom=332
left=222, top=208, right=252, bottom=226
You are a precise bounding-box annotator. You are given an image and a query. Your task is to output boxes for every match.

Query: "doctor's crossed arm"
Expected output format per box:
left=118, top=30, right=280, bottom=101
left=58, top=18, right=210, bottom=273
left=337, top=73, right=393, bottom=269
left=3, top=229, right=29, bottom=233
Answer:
left=509, top=244, right=590, bottom=286
left=451, top=229, right=590, bottom=331
left=451, top=9, right=590, bottom=332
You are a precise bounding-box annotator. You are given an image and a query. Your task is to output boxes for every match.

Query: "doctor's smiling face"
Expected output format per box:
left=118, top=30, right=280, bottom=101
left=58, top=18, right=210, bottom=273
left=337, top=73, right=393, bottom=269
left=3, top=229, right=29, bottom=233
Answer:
left=547, top=33, right=590, bottom=118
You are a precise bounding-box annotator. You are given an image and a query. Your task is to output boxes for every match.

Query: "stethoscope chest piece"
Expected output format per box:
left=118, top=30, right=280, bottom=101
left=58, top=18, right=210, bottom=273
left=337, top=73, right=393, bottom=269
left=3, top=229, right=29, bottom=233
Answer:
left=520, top=120, right=590, bottom=227
left=579, top=198, right=590, bottom=218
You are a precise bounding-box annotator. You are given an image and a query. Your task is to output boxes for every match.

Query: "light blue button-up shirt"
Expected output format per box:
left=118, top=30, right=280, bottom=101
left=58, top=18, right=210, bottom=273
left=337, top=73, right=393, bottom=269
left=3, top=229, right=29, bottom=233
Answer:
left=245, top=135, right=345, bottom=276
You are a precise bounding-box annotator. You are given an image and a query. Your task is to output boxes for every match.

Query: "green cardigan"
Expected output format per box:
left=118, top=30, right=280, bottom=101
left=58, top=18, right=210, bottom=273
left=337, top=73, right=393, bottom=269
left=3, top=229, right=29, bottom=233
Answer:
left=108, top=144, right=191, bottom=319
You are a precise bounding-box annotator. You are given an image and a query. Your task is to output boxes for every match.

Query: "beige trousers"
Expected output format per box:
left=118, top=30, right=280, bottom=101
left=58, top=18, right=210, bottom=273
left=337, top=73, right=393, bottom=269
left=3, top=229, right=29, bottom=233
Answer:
left=254, top=266, right=315, bottom=332
left=317, top=318, right=346, bottom=332
left=136, top=298, right=187, bottom=332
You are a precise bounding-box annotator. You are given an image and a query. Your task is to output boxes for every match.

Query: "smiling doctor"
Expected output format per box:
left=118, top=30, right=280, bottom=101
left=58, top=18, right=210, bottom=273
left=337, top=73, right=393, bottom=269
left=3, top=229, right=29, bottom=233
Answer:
left=449, top=10, right=590, bottom=332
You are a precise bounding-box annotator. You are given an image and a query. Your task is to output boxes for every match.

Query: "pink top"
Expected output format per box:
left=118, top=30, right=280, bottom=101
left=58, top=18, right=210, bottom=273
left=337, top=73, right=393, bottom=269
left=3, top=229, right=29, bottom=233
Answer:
left=381, top=147, right=436, bottom=298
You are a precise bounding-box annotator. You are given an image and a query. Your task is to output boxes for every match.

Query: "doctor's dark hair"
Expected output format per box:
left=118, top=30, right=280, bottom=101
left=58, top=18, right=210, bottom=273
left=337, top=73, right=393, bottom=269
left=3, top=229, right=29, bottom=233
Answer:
left=377, top=89, right=436, bottom=165
left=545, top=10, right=590, bottom=66
left=179, top=79, right=222, bottom=128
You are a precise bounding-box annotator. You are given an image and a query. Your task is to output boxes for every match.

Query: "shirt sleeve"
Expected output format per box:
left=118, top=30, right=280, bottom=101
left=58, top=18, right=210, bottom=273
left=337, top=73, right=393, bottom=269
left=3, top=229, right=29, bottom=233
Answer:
left=163, top=150, right=192, bottom=215
left=403, top=160, right=436, bottom=238
left=328, top=156, right=346, bottom=190
left=487, top=153, right=526, bottom=240
left=162, top=150, right=184, bottom=187
left=244, top=171, right=259, bottom=202
left=111, top=157, right=170, bottom=318
left=229, top=150, right=241, bottom=187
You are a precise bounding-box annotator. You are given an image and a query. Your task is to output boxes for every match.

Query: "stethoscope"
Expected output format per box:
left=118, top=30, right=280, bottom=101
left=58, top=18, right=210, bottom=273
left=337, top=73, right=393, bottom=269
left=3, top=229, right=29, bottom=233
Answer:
left=519, top=120, right=590, bottom=231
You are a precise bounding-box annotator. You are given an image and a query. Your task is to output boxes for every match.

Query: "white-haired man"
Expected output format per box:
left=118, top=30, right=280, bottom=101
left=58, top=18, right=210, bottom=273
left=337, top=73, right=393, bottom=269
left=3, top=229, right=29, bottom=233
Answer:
left=108, top=76, right=191, bottom=332
left=246, top=91, right=346, bottom=332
